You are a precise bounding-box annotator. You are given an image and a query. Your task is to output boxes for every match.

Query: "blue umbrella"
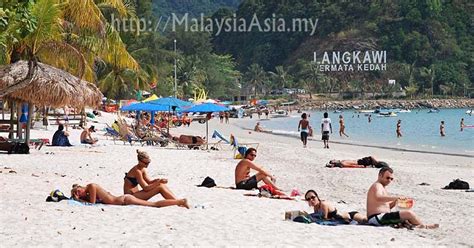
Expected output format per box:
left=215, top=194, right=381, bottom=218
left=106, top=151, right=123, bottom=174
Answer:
left=148, top=97, right=192, bottom=108
left=121, top=102, right=169, bottom=112
left=182, top=103, right=229, bottom=113
left=183, top=103, right=229, bottom=149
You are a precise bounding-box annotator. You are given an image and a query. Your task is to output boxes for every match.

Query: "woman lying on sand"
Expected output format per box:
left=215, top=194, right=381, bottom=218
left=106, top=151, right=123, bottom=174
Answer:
left=124, top=150, right=185, bottom=203
left=326, top=156, right=388, bottom=168
left=305, top=190, right=366, bottom=223
left=71, top=183, right=189, bottom=208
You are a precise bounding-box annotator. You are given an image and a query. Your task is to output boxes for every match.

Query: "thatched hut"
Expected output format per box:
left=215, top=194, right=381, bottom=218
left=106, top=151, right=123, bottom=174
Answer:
left=0, top=60, right=103, bottom=147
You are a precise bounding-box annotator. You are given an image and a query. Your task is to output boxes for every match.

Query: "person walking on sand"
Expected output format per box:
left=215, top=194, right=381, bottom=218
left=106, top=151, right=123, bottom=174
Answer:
left=71, top=183, right=189, bottom=208
left=298, top=113, right=310, bottom=147
left=321, top=112, right=332, bottom=148
left=396, top=120, right=402, bottom=138
left=235, top=148, right=283, bottom=194
left=460, top=118, right=464, bottom=132
left=440, top=121, right=446, bottom=137
left=366, top=167, right=438, bottom=229
left=124, top=150, right=186, bottom=204
left=338, top=115, right=349, bottom=137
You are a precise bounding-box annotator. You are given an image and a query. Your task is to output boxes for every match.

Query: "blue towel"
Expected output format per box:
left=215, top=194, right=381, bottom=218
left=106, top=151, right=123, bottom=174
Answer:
left=212, top=130, right=229, bottom=143
left=293, top=213, right=358, bottom=225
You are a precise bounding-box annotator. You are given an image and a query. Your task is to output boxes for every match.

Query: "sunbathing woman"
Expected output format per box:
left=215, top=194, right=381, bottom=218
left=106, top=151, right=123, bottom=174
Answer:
left=305, top=190, right=366, bottom=223
left=326, top=156, right=388, bottom=168
left=124, top=150, right=185, bottom=204
left=71, top=183, right=189, bottom=208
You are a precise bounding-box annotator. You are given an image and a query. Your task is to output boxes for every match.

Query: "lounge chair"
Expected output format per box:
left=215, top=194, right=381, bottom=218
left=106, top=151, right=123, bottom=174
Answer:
left=230, top=134, right=259, bottom=158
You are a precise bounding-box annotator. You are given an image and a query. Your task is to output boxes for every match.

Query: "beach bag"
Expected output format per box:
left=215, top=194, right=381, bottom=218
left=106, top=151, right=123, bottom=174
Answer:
left=443, top=179, right=469, bottom=190
left=197, top=176, right=216, bottom=188
left=46, top=189, right=69, bottom=202
left=12, top=142, right=29, bottom=154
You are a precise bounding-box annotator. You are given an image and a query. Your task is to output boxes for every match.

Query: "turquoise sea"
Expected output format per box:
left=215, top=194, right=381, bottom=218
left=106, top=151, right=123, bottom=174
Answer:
left=250, top=108, right=474, bottom=156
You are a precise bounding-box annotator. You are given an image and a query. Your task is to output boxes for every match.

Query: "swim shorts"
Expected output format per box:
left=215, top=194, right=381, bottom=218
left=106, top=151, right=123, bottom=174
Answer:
left=300, top=131, right=308, bottom=141
left=321, top=131, right=330, bottom=140
left=368, top=212, right=402, bottom=226
left=236, top=175, right=258, bottom=190
left=357, top=156, right=375, bottom=166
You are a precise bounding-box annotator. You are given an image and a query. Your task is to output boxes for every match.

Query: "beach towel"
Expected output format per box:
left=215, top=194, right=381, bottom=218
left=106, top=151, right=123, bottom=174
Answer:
left=293, top=213, right=358, bottom=225
left=212, top=130, right=230, bottom=144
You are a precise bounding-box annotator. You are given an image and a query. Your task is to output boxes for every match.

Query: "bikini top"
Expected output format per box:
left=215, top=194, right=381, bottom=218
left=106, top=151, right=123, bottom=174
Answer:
left=124, top=173, right=139, bottom=187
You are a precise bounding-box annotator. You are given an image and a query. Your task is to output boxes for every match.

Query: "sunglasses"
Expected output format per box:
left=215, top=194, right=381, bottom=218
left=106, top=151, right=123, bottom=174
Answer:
left=306, top=195, right=317, bottom=201
left=386, top=176, right=394, bottom=181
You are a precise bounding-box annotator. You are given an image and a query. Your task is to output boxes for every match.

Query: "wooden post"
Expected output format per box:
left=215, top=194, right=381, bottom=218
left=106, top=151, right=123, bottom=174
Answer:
left=9, top=100, right=15, bottom=139
left=25, top=103, right=33, bottom=144
left=16, top=102, right=22, bottom=139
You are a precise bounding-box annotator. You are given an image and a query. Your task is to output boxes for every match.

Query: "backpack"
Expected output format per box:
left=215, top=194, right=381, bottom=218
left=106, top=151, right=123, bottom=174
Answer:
left=443, top=179, right=470, bottom=190
left=12, top=142, right=30, bottom=154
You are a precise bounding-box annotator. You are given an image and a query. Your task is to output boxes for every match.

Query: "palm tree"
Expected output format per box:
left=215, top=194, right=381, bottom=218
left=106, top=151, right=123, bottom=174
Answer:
left=269, top=66, right=291, bottom=90
left=0, top=0, right=139, bottom=97
left=244, top=63, right=266, bottom=97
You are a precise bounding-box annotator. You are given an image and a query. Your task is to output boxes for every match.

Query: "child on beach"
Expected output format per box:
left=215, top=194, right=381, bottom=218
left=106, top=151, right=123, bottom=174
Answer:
left=321, top=112, right=332, bottom=148
left=71, top=183, right=189, bottom=208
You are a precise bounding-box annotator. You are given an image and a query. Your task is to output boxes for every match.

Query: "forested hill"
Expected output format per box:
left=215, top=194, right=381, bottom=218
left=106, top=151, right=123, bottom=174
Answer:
left=211, top=1, right=473, bottom=94
left=152, top=0, right=241, bottom=17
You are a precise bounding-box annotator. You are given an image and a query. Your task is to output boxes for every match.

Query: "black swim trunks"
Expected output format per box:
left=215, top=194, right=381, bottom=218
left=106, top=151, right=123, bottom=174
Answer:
left=321, top=131, right=330, bottom=140
left=236, top=175, right=258, bottom=190
left=357, top=156, right=376, bottom=166
left=300, top=131, right=308, bottom=141
left=368, top=212, right=402, bottom=226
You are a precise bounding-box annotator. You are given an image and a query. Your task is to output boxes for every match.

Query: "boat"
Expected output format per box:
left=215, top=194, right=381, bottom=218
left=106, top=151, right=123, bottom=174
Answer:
left=428, top=108, right=440, bottom=113
left=333, top=109, right=342, bottom=113
left=466, top=110, right=473, bottom=115
left=399, top=109, right=411, bottom=113
left=358, top=109, right=374, bottom=113
left=270, top=110, right=289, bottom=118
left=377, top=111, right=397, bottom=117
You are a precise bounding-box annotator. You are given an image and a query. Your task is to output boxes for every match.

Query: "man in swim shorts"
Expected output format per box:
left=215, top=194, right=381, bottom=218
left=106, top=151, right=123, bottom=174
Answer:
left=235, top=148, right=281, bottom=191
left=366, top=167, right=439, bottom=229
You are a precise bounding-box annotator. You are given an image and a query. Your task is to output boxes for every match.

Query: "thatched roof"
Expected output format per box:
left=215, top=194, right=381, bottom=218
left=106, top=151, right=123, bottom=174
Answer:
left=0, top=60, right=103, bottom=108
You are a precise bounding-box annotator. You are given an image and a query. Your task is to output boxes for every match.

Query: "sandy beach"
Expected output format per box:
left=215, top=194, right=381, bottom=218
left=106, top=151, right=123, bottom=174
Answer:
left=1, top=112, right=473, bottom=247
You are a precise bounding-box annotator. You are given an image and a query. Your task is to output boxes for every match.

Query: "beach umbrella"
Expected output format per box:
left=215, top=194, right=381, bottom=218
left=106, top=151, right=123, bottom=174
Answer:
left=183, top=103, right=229, bottom=149
left=148, top=97, right=193, bottom=134
left=0, top=60, right=103, bottom=145
left=121, top=102, right=169, bottom=112
left=148, top=97, right=192, bottom=108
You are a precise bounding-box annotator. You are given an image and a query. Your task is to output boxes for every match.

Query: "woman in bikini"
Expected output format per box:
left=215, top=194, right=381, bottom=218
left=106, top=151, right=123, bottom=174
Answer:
left=305, top=189, right=366, bottom=223
left=338, top=115, right=349, bottom=137
left=71, top=183, right=188, bottom=208
left=124, top=150, right=185, bottom=203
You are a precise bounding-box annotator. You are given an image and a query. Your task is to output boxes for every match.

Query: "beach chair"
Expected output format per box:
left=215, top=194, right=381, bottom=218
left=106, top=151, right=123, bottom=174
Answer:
left=230, top=134, right=260, bottom=158
left=104, top=127, right=121, bottom=144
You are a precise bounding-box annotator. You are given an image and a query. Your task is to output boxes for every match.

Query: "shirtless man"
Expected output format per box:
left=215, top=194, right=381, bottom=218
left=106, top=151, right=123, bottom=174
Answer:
left=298, top=113, right=310, bottom=147
left=367, top=167, right=439, bottom=229
left=254, top=122, right=264, bottom=132
left=235, top=148, right=281, bottom=191
left=80, top=126, right=98, bottom=144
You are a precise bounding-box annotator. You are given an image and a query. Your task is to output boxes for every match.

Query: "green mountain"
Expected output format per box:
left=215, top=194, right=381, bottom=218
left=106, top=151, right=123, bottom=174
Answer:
left=152, top=0, right=241, bottom=17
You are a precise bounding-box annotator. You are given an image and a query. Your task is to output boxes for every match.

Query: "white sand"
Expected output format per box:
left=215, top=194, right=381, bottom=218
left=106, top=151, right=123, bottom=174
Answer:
left=1, top=112, right=473, bottom=247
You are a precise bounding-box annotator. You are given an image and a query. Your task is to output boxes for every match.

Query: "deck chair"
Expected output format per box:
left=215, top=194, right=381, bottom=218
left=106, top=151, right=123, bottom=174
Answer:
left=230, top=134, right=260, bottom=158
left=104, top=127, right=121, bottom=144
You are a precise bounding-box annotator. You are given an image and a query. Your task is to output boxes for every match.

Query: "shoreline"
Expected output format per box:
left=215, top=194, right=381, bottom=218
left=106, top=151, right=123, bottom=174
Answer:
left=1, top=112, right=473, bottom=246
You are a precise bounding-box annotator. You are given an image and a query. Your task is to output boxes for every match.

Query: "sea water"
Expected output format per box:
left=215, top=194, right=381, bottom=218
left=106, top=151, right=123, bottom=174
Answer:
left=251, top=108, right=474, bottom=156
